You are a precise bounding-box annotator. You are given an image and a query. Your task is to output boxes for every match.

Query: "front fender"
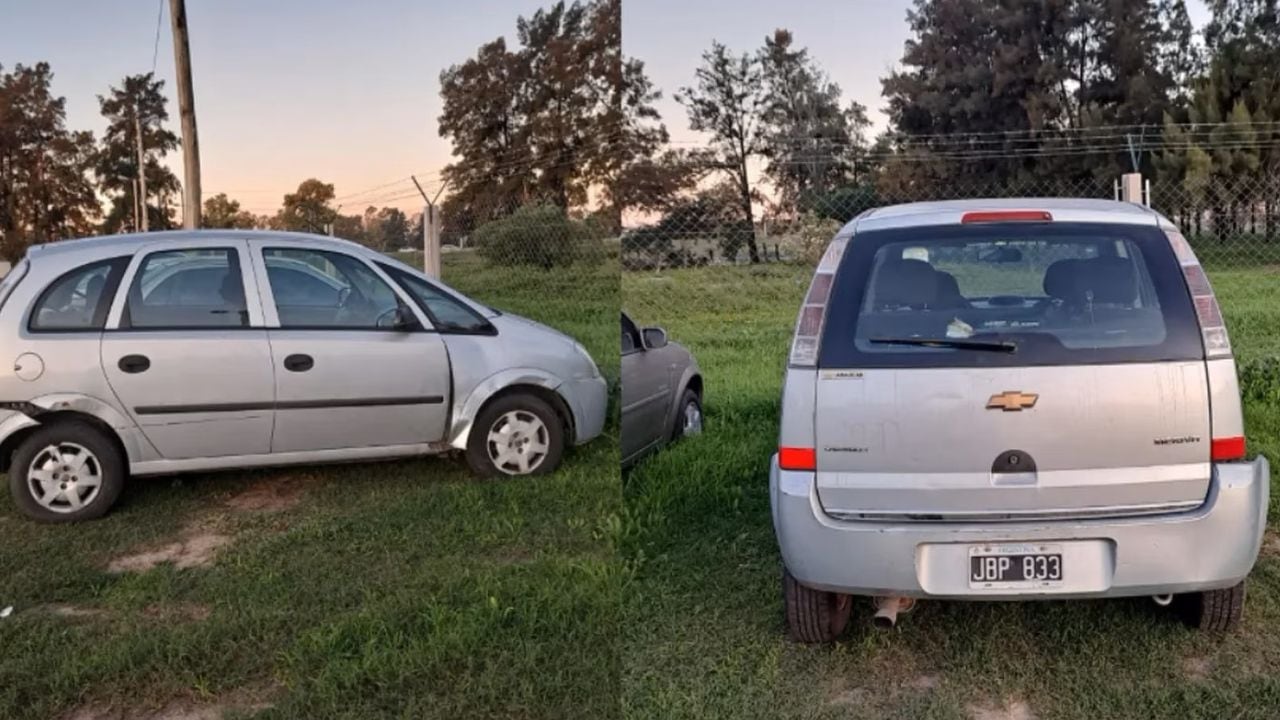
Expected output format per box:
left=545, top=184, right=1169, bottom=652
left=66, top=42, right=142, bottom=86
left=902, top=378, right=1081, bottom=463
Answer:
left=448, top=368, right=564, bottom=450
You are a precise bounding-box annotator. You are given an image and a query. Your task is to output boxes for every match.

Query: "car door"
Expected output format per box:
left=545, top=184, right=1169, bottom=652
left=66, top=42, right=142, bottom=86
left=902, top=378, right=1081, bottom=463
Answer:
left=249, top=242, right=451, bottom=453
left=620, top=313, right=672, bottom=462
left=100, top=241, right=276, bottom=460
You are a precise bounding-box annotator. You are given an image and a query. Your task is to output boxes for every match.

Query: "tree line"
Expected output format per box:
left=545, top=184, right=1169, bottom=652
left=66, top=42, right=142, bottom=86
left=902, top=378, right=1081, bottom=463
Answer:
left=0, top=65, right=417, bottom=263
left=625, top=0, right=1280, bottom=263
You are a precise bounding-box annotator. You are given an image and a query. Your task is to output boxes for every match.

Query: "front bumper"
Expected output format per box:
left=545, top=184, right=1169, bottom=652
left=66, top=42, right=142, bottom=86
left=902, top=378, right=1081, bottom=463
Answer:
left=560, top=375, right=608, bottom=445
left=770, top=454, right=1270, bottom=600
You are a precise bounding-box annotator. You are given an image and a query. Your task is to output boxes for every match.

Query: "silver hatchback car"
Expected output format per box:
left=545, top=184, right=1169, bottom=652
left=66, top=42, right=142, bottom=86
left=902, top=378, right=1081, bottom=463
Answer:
left=0, top=231, right=606, bottom=522
left=773, top=199, right=1269, bottom=640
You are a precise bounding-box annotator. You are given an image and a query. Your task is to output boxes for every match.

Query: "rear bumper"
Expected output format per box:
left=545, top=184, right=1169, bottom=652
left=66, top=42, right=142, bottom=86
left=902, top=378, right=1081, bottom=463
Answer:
left=770, top=454, right=1270, bottom=599
left=561, top=375, right=608, bottom=445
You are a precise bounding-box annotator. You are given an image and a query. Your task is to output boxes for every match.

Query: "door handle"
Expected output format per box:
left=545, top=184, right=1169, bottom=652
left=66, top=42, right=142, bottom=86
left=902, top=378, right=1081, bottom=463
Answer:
left=283, top=354, right=314, bottom=372
left=118, top=354, right=150, bottom=374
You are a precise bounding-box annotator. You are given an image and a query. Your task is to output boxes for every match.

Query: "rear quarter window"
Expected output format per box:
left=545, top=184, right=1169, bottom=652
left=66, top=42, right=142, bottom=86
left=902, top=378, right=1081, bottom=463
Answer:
left=819, top=222, right=1204, bottom=368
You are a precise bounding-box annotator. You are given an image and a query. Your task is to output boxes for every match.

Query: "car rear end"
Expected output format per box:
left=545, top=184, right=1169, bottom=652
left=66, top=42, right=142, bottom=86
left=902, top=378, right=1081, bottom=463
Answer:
left=771, top=200, right=1268, bottom=637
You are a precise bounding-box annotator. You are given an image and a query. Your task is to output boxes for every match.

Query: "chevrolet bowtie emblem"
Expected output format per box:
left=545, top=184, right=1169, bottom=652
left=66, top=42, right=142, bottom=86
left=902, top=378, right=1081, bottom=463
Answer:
left=986, top=391, right=1039, bottom=412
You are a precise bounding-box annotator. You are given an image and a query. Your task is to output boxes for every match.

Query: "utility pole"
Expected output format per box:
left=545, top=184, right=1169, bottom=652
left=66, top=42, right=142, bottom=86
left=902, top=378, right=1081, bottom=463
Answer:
left=134, top=104, right=149, bottom=232
left=412, top=176, right=446, bottom=279
left=169, top=0, right=201, bottom=228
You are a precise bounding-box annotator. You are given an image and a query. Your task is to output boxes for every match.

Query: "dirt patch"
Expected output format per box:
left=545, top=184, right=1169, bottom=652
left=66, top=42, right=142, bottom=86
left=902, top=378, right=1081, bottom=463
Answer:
left=909, top=674, right=940, bottom=691
left=1262, top=531, right=1280, bottom=556
left=37, top=604, right=109, bottom=620
left=968, top=698, right=1036, bottom=720
left=107, top=522, right=231, bottom=574
left=62, top=685, right=275, bottom=720
left=225, top=475, right=309, bottom=513
left=141, top=602, right=212, bottom=623
left=1183, top=655, right=1213, bottom=682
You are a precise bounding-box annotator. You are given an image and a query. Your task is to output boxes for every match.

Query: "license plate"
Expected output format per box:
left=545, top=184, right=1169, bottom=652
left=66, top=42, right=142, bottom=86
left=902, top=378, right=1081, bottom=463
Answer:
left=968, top=543, right=1063, bottom=589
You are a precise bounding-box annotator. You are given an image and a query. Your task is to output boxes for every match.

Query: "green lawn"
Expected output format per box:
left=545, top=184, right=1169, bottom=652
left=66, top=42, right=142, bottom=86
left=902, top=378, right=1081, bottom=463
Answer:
left=622, top=261, right=1280, bottom=720
left=0, top=253, right=621, bottom=720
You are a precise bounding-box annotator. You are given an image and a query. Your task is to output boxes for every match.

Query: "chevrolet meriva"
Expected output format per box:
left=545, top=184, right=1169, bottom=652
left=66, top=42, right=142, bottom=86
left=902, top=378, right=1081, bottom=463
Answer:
left=0, top=231, right=606, bottom=522
left=772, top=199, right=1269, bottom=640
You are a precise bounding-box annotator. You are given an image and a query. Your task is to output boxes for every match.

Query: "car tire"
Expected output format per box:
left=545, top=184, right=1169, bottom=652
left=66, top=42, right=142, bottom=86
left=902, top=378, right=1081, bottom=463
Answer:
left=466, top=393, right=566, bottom=478
left=784, top=567, right=852, bottom=643
left=1177, top=580, right=1246, bottom=632
left=9, top=421, right=126, bottom=523
left=670, top=388, right=703, bottom=441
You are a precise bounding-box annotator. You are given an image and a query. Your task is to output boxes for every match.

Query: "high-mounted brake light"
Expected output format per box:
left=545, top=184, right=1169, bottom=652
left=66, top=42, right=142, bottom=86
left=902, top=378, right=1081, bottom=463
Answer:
left=1165, top=230, right=1232, bottom=358
left=789, top=236, right=848, bottom=366
left=779, top=446, right=816, bottom=471
left=961, top=210, right=1053, bottom=224
left=1211, top=436, right=1246, bottom=461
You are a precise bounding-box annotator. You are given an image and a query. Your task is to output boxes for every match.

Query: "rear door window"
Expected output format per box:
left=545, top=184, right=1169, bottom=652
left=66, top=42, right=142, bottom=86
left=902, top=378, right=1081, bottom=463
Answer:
left=124, top=249, right=249, bottom=328
left=819, top=223, right=1203, bottom=368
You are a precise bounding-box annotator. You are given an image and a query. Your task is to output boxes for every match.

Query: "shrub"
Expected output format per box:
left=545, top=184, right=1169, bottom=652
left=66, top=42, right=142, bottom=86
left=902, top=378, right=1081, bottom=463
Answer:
left=472, top=204, right=605, bottom=269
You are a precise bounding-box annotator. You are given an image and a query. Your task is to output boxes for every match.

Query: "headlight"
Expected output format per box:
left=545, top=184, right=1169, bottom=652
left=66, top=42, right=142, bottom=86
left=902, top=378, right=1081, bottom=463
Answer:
left=571, top=341, right=600, bottom=378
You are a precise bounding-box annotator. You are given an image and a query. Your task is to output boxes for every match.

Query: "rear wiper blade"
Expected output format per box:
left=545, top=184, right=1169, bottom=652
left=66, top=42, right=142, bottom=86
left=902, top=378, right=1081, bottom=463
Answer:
left=868, top=337, right=1018, bottom=352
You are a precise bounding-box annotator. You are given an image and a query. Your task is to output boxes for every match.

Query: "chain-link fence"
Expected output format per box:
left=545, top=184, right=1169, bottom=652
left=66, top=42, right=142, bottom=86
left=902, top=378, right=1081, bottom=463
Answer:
left=621, top=170, right=1280, bottom=368
left=393, top=199, right=621, bottom=390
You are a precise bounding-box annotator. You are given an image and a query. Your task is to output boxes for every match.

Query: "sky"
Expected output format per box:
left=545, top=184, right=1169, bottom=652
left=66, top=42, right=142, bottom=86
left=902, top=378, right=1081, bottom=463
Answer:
left=2, top=0, right=1212, bottom=216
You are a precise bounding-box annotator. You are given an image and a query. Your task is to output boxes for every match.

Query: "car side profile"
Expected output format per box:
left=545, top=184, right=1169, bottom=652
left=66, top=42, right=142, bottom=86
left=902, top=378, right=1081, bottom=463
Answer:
left=1, top=230, right=607, bottom=522
left=621, top=312, right=702, bottom=467
left=772, top=198, right=1269, bottom=640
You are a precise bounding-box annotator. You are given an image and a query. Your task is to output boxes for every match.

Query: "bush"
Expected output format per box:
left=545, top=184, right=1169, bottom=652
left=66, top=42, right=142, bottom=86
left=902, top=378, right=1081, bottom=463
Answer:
left=1238, top=356, right=1280, bottom=403
left=472, top=204, right=605, bottom=269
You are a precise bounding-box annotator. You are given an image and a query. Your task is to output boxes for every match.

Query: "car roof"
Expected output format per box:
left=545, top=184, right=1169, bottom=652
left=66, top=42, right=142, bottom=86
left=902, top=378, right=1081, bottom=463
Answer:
left=27, top=229, right=374, bottom=262
left=841, top=198, right=1164, bottom=235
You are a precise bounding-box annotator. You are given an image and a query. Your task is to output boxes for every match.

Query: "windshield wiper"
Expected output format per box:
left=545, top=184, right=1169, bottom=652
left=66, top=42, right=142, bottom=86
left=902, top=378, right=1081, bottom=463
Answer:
left=868, top=337, right=1018, bottom=353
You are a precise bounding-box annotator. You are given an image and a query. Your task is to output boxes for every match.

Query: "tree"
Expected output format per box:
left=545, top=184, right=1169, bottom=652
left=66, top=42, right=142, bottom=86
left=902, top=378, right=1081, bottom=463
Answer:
left=361, top=206, right=410, bottom=251
left=273, top=179, right=337, bottom=234
left=676, top=41, right=766, bottom=263
left=0, top=62, right=99, bottom=262
left=585, top=0, right=675, bottom=228
left=758, top=29, right=872, bottom=210
left=202, top=193, right=257, bottom=229
left=95, top=72, right=180, bottom=233
left=438, top=37, right=533, bottom=228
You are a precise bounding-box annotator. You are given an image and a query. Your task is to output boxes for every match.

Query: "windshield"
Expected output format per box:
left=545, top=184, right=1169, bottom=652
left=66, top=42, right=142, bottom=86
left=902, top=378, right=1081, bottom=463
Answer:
left=819, top=222, right=1204, bottom=368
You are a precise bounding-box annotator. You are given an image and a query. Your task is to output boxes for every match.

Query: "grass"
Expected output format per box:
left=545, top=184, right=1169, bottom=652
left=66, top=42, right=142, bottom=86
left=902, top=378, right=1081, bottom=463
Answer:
left=0, top=252, right=620, bottom=720
left=622, top=260, right=1280, bottom=720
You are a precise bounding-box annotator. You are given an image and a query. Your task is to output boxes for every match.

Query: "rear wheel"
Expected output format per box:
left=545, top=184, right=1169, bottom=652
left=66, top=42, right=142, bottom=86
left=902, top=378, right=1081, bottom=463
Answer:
left=1176, top=580, right=1246, bottom=632
left=466, top=394, right=565, bottom=478
left=783, top=568, right=852, bottom=643
left=8, top=421, right=126, bottom=522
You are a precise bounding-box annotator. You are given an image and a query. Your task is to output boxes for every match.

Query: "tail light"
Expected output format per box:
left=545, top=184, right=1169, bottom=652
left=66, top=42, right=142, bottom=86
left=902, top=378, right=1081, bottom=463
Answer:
left=779, top=446, right=816, bottom=471
left=789, top=237, right=848, bottom=366
left=1165, top=230, right=1231, bottom=358
left=961, top=210, right=1053, bottom=223
left=1211, top=436, right=1246, bottom=461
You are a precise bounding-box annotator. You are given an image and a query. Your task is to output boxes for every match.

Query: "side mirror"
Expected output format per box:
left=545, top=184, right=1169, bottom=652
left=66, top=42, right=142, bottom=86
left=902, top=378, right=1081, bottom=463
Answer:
left=642, top=326, right=668, bottom=350
left=379, top=305, right=419, bottom=331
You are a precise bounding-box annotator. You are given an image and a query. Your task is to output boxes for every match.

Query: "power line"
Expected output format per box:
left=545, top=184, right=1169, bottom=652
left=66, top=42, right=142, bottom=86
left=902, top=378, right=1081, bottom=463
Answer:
left=149, top=0, right=164, bottom=74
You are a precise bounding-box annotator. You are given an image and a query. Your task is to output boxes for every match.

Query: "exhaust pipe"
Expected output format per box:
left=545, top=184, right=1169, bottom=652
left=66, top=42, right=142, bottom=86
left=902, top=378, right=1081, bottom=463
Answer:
left=872, top=597, right=916, bottom=629
left=1152, top=594, right=1174, bottom=607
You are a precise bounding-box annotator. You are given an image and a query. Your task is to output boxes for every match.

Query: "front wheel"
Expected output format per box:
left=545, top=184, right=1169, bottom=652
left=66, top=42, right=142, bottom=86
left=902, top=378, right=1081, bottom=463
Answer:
left=671, top=389, right=703, bottom=441
left=466, top=394, right=566, bottom=478
left=9, top=421, right=126, bottom=522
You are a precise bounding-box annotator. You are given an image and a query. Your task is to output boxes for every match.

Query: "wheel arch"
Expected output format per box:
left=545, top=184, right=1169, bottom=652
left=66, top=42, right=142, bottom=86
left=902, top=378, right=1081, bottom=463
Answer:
left=0, top=410, right=128, bottom=474
left=448, top=369, right=575, bottom=450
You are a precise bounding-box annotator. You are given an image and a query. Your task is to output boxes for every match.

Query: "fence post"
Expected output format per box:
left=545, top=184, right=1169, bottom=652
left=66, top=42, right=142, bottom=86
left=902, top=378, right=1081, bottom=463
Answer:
left=1120, top=173, right=1144, bottom=204
left=423, top=204, right=442, bottom=280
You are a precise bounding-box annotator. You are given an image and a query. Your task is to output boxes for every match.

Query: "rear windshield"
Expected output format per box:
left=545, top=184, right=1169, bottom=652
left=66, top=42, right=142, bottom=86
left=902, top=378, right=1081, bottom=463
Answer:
left=819, top=222, right=1204, bottom=368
